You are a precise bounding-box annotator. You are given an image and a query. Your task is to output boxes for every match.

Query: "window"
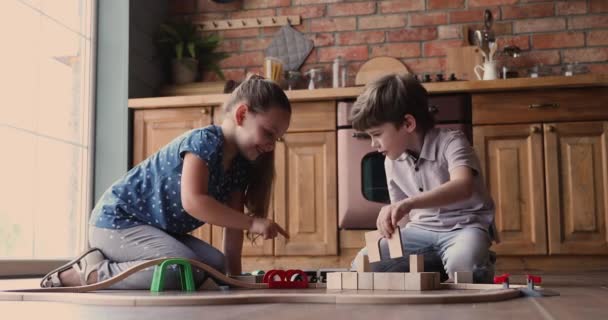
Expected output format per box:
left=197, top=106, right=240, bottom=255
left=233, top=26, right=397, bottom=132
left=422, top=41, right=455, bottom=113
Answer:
left=0, top=0, right=96, bottom=273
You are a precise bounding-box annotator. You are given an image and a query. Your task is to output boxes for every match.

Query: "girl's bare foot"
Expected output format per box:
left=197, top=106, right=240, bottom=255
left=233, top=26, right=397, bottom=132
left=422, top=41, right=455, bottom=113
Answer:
left=58, top=269, right=98, bottom=287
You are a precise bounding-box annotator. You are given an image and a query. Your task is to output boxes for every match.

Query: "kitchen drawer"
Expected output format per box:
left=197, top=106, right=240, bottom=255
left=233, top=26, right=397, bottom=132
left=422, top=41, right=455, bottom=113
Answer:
left=472, top=88, right=608, bottom=125
left=428, top=94, right=471, bottom=123
left=213, top=100, right=336, bottom=132
left=337, top=94, right=470, bottom=127
left=289, top=101, right=336, bottom=132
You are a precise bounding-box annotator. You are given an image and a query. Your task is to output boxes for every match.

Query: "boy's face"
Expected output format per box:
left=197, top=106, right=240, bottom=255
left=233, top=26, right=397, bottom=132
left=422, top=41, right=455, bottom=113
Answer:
left=235, top=104, right=291, bottom=161
left=365, top=116, right=417, bottom=160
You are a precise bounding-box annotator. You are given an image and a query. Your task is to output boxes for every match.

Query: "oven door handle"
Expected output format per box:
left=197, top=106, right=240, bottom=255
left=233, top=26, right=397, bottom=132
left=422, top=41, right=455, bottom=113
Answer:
left=352, top=132, right=371, bottom=139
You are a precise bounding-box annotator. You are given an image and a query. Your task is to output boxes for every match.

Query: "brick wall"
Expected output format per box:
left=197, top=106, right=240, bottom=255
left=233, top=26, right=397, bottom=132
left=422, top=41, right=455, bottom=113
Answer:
left=169, top=0, right=608, bottom=83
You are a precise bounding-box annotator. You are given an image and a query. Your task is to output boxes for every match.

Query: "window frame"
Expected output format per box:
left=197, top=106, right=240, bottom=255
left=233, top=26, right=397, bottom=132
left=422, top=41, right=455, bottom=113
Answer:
left=0, top=0, right=99, bottom=277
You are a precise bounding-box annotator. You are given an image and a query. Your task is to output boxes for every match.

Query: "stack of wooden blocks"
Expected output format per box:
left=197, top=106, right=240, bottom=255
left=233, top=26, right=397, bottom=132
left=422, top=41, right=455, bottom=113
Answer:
left=326, top=254, right=442, bottom=291
left=327, top=228, right=443, bottom=291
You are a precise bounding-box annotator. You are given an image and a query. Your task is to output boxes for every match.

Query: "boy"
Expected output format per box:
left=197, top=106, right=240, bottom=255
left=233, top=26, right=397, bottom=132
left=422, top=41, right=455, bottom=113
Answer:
left=350, top=74, right=496, bottom=283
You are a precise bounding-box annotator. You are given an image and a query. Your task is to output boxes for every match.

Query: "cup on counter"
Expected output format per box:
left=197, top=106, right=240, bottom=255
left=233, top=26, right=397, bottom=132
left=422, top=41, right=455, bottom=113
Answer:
left=474, top=61, right=498, bottom=80
left=265, top=57, right=284, bottom=83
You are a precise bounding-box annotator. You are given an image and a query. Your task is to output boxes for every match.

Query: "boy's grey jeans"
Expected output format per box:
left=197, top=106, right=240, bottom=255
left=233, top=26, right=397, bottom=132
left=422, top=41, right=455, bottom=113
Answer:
left=352, top=225, right=496, bottom=283
left=89, top=225, right=226, bottom=290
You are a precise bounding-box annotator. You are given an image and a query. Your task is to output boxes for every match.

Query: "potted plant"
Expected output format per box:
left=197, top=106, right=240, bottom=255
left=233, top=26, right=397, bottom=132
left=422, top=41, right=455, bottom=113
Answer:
left=157, top=19, right=229, bottom=85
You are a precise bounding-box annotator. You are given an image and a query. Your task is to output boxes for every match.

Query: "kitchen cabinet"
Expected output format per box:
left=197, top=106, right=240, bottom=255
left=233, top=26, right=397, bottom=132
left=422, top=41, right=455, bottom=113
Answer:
left=544, top=121, right=608, bottom=255
left=473, top=124, right=547, bottom=255
left=133, top=107, right=212, bottom=165
left=129, top=75, right=608, bottom=271
left=132, top=101, right=338, bottom=258
left=273, top=131, right=338, bottom=256
left=133, top=106, right=214, bottom=243
left=473, top=88, right=608, bottom=256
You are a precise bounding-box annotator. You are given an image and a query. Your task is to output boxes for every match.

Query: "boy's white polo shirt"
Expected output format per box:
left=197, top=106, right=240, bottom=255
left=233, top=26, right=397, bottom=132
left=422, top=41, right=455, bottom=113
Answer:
left=385, top=128, right=496, bottom=240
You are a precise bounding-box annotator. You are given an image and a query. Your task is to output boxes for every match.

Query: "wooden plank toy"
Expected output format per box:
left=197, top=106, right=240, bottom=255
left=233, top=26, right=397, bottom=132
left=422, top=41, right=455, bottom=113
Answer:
left=357, top=272, right=374, bottom=290
left=326, top=272, right=342, bottom=290
left=454, top=271, right=473, bottom=284
left=364, top=226, right=404, bottom=263
left=354, top=253, right=371, bottom=273
left=409, top=254, right=424, bottom=273
left=342, top=272, right=358, bottom=290
left=373, top=272, right=406, bottom=290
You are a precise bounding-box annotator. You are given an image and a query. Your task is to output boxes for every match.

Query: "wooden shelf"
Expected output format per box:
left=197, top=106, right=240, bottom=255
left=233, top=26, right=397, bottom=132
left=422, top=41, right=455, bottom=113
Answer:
left=129, top=74, right=608, bottom=110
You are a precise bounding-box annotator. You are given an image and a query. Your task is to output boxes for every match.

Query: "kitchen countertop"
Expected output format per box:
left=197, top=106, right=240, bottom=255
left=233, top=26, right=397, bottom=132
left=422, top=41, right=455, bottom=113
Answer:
left=129, top=74, right=608, bottom=110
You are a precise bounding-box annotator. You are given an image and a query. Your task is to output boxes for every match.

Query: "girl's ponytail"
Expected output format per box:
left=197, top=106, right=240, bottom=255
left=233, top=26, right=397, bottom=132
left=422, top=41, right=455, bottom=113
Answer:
left=222, top=75, right=291, bottom=235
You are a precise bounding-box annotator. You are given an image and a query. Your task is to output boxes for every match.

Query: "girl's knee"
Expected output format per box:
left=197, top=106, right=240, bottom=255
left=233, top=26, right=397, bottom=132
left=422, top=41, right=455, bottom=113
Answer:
left=201, top=248, right=226, bottom=273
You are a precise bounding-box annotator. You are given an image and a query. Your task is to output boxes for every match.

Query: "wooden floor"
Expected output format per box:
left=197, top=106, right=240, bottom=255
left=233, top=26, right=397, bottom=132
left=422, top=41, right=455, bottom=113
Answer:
left=1, top=272, right=607, bottom=319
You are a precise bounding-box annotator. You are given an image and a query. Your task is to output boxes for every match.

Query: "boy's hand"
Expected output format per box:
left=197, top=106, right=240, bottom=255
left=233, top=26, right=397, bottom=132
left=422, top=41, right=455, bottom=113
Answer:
left=376, top=199, right=414, bottom=238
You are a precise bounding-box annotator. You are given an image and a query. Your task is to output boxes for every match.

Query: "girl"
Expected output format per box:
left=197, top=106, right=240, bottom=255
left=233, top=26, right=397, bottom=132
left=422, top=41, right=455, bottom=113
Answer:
left=41, top=76, right=292, bottom=289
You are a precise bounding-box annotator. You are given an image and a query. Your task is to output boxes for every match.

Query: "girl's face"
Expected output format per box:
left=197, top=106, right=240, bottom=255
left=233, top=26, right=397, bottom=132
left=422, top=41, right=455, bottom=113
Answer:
left=234, top=104, right=291, bottom=161
left=365, top=115, right=417, bottom=160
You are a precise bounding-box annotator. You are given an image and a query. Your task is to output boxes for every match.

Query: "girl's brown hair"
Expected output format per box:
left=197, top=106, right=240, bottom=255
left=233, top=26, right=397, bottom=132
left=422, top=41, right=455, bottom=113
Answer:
left=222, top=75, right=291, bottom=225
left=350, top=73, right=435, bottom=133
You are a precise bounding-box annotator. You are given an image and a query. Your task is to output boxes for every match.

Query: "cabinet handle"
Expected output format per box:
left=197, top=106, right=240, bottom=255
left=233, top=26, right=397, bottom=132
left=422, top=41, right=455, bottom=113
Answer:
left=277, top=137, right=284, bottom=142
left=529, top=103, right=559, bottom=109
left=201, top=108, right=210, bottom=115
left=428, top=105, right=439, bottom=114
left=546, top=125, right=555, bottom=132
left=530, top=126, right=541, bottom=133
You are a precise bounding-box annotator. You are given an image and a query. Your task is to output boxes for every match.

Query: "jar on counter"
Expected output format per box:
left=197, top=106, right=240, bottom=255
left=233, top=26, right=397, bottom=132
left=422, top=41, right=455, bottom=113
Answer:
left=332, top=56, right=346, bottom=88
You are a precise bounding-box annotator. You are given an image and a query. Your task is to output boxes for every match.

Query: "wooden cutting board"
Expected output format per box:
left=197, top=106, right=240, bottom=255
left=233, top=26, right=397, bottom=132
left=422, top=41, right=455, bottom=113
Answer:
left=446, top=46, right=483, bottom=81
left=355, top=57, right=410, bottom=85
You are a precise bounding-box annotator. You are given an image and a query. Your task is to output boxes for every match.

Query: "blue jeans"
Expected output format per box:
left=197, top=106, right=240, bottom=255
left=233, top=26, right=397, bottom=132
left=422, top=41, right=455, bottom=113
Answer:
left=352, top=226, right=495, bottom=283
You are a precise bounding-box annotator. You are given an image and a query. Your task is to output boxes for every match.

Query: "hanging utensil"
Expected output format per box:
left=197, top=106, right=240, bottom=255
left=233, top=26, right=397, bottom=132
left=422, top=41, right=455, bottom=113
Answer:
left=489, top=41, right=497, bottom=62
left=477, top=10, right=495, bottom=62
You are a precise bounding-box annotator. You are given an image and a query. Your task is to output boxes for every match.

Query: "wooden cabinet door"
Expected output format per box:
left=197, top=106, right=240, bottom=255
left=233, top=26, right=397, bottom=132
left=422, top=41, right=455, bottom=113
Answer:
left=191, top=224, right=212, bottom=244
left=544, top=121, right=608, bottom=255
left=133, top=107, right=212, bottom=242
left=132, top=107, right=212, bottom=165
left=274, top=131, right=338, bottom=256
left=473, top=124, right=547, bottom=255
left=210, top=198, right=275, bottom=256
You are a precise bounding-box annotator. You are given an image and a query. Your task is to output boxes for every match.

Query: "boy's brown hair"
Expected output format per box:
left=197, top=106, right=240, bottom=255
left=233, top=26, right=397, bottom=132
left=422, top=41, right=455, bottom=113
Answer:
left=350, top=73, right=435, bottom=132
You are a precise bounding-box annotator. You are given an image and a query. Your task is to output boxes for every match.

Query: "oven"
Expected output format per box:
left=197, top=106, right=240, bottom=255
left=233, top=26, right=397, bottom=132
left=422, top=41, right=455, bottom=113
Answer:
left=337, top=94, right=472, bottom=229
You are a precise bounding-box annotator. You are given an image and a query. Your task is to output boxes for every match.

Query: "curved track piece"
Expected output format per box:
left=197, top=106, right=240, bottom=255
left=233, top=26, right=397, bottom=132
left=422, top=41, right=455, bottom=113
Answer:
left=4, top=258, right=267, bottom=293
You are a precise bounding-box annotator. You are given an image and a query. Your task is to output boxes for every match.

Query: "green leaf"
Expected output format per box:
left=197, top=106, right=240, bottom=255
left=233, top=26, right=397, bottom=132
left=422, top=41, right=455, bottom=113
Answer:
left=175, top=42, right=184, bottom=60
left=187, top=42, right=196, bottom=59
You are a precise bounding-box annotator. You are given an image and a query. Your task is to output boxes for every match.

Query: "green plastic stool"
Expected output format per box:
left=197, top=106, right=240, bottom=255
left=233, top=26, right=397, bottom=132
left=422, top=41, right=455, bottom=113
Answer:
left=150, top=258, right=196, bottom=292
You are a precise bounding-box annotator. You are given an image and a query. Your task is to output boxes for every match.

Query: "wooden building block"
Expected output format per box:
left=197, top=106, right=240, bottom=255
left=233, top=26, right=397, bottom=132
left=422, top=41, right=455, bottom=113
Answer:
left=342, top=272, right=358, bottom=290
left=364, top=231, right=382, bottom=263
left=373, top=273, right=406, bottom=290
left=365, top=227, right=404, bottom=263
left=433, top=271, right=441, bottom=288
left=409, top=254, right=424, bottom=273
left=388, top=227, right=404, bottom=259
left=357, top=272, right=374, bottom=290
left=326, top=272, right=342, bottom=290
left=404, top=272, right=440, bottom=291
left=354, top=253, right=371, bottom=273
left=455, top=271, right=473, bottom=284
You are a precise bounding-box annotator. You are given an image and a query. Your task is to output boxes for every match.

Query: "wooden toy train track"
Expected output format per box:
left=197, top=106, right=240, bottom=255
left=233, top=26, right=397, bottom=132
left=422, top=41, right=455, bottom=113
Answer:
left=3, top=257, right=267, bottom=293
left=0, top=257, right=547, bottom=305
